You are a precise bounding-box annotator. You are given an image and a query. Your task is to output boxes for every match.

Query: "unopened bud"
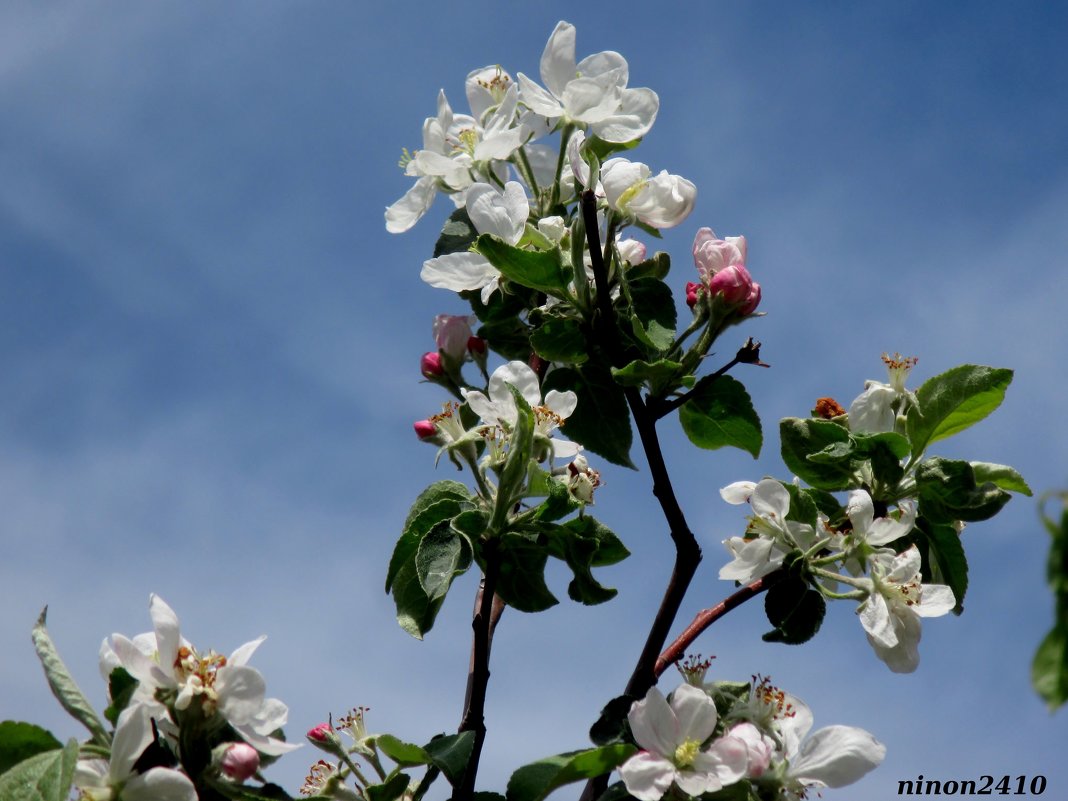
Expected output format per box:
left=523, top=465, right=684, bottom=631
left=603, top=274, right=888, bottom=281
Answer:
left=420, top=351, right=445, bottom=379
left=413, top=419, right=438, bottom=441
left=467, top=336, right=487, bottom=355
left=218, top=742, right=260, bottom=782
left=685, top=281, right=702, bottom=309
left=307, top=723, right=332, bottom=743
left=307, top=722, right=345, bottom=757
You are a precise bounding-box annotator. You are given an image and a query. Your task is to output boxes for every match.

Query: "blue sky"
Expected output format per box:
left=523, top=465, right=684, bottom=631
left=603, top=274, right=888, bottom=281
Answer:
left=2, top=2, right=1067, bottom=798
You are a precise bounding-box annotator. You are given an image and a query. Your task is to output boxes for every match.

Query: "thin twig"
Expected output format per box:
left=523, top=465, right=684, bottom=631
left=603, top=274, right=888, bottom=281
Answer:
left=654, top=568, right=787, bottom=677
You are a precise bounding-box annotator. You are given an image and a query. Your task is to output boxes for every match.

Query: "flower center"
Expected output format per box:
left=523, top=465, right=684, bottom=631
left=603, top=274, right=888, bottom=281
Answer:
left=674, top=738, right=701, bottom=768
left=751, top=674, right=796, bottom=726
left=174, top=646, right=227, bottom=714
left=476, top=66, right=512, bottom=103
left=451, top=128, right=479, bottom=157
left=882, top=352, right=918, bottom=393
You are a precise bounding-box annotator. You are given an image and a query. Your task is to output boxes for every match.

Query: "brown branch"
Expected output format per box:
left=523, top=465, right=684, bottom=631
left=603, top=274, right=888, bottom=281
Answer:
left=455, top=545, right=502, bottom=800
left=654, top=568, right=786, bottom=677
left=578, top=191, right=703, bottom=801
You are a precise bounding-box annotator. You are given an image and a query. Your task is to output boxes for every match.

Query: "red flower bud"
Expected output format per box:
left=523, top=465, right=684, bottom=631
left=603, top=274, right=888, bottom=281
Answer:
left=685, top=281, right=702, bottom=309
left=467, top=336, right=487, bottom=355
left=413, top=419, right=438, bottom=440
left=307, top=723, right=332, bottom=742
left=420, top=351, right=444, bottom=379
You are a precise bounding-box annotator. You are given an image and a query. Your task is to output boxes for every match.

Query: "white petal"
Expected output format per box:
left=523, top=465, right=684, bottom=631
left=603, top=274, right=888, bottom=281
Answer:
left=674, top=766, right=719, bottom=796
left=461, top=389, right=499, bottom=426
left=517, top=72, right=565, bottom=119
left=385, top=176, right=438, bottom=234
left=110, top=703, right=156, bottom=781
left=868, top=612, right=922, bottom=673
left=858, top=591, right=898, bottom=648
left=848, top=383, right=897, bottom=433
left=670, top=684, right=719, bottom=744
left=628, top=171, right=696, bottom=228
left=216, top=665, right=267, bottom=726
left=720, top=481, right=756, bottom=505
left=575, top=49, right=628, bottom=83
left=489, top=361, right=542, bottom=410
left=628, top=686, right=680, bottom=757
left=845, top=490, right=875, bottom=535
left=916, top=584, right=956, bottom=617
left=695, top=734, right=750, bottom=785
left=474, top=127, right=527, bottom=162
left=619, top=751, right=676, bottom=801
left=550, top=438, right=582, bottom=458
left=421, top=252, right=499, bottom=294
left=544, top=389, right=578, bottom=419
left=790, top=725, right=886, bottom=788
left=228, top=635, right=266, bottom=667
left=123, top=768, right=198, bottom=801
left=750, top=479, right=790, bottom=521
left=148, top=595, right=181, bottom=668
left=561, top=73, right=624, bottom=124
left=592, top=86, right=659, bottom=142
left=466, top=182, right=529, bottom=244
left=539, top=21, right=577, bottom=98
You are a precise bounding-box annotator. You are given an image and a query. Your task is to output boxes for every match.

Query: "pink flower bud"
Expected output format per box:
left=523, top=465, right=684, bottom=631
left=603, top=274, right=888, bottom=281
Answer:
left=220, top=742, right=260, bottom=782
left=685, top=281, right=702, bottom=309
left=307, top=723, right=332, bottom=742
left=741, top=281, right=761, bottom=315
left=692, top=228, right=747, bottom=282
left=467, top=336, right=487, bottom=355
left=708, top=263, right=757, bottom=309
left=420, top=351, right=444, bottom=379
left=413, top=419, right=438, bottom=440
left=433, top=314, right=475, bottom=359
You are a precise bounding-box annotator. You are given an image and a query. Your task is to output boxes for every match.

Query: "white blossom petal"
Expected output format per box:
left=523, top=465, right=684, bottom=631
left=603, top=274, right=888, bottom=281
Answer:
left=790, top=725, right=886, bottom=788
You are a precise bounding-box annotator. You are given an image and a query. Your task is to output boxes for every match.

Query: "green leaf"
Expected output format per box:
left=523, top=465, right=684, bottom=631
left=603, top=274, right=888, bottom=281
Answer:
left=970, top=462, right=1032, bottom=496
left=779, top=418, right=854, bottom=490
left=762, top=574, right=826, bottom=644
left=376, top=734, right=430, bottom=767
left=679, top=375, right=762, bottom=458
left=625, top=252, right=670, bottom=281
left=367, top=774, right=412, bottom=801
left=31, top=610, right=110, bottom=747
left=386, top=482, right=471, bottom=593
left=1033, top=624, right=1068, bottom=710
left=611, top=359, right=685, bottom=397
left=506, top=745, right=638, bottom=801
left=915, top=518, right=968, bottom=613
left=0, top=723, right=61, bottom=777
left=562, top=517, right=630, bottom=567
left=533, top=477, right=580, bottom=523
left=103, top=666, right=138, bottom=726
left=416, top=524, right=473, bottom=602
left=434, top=207, right=478, bottom=257
left=546, top=526, right=617, bottom=606
left=391, top=557, right=448, bottom=639
left=906, top=364, right=1013, bottom=457
left=423, top=731, right=475, bottom=786
left=492, top=386, right=535, bottom=532
left=588, top=695, right=636, bottom=746
left=494, top=533, right=558, bottom=613
left=627, top=277, right=676, bottom=354
left=530, top=317, right=589, bottom=364
left=0, top=739, right=77, bottom=801
left=476, top=317, right=532, bottom=362
left=543, top=365, right=634, bottom=468
left=915, top=457, right=1011, bottom=523
left=476, top=234, right=570, bottom=296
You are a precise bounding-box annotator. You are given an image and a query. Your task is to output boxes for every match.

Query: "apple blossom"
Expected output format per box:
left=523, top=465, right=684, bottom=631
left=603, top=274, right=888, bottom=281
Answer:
left=73, top=703, right=196, bottom=801
left=690, top=228, right=760, bottom=313
left=101, top=595, right=300, bottom=757
left=600, top=157, right=696, bottom=228
left=840, top=490, right=917, bottom=573
left=848, top=352, right=918, bottom=434
left=855, top=545, right=956, bottom=672
left=462, top=361, right=580, bottom=458
left=692, top=228, right=747, bottom=281
left=517, top=21, right=658, bottom=143
left=420, top=181, right=529, bottom=303
left=718, top=479, right=818, bottom=581
left=620, top=684, right=748, bottom=801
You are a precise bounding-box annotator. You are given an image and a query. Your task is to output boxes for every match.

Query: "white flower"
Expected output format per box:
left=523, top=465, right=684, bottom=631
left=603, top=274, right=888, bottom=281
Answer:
left=462, top=361, right=580, bottom=458
left=855, top=546, right=956, bottom=672
left=73, top=703, right=196, bottom=801
left=718, top=480, right=817, bottom=582
left=517, top=21, right=658, bottom=143
left=741, top=678, right=885, bottom=798
left=848, top=353, right=918, bottom=434
left=601, top=157, right=696, bottom=229
left=620, top=684, right=748, bottom=801
left=102, top=595, right=300, bottom=756
left=420, top=181, right=529, bottom=303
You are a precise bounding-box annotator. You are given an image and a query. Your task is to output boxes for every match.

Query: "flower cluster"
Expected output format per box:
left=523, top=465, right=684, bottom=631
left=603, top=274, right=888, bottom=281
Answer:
left=73, top=595, right=296, bottom=800
left=620, top=677, right=885, bottom=801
